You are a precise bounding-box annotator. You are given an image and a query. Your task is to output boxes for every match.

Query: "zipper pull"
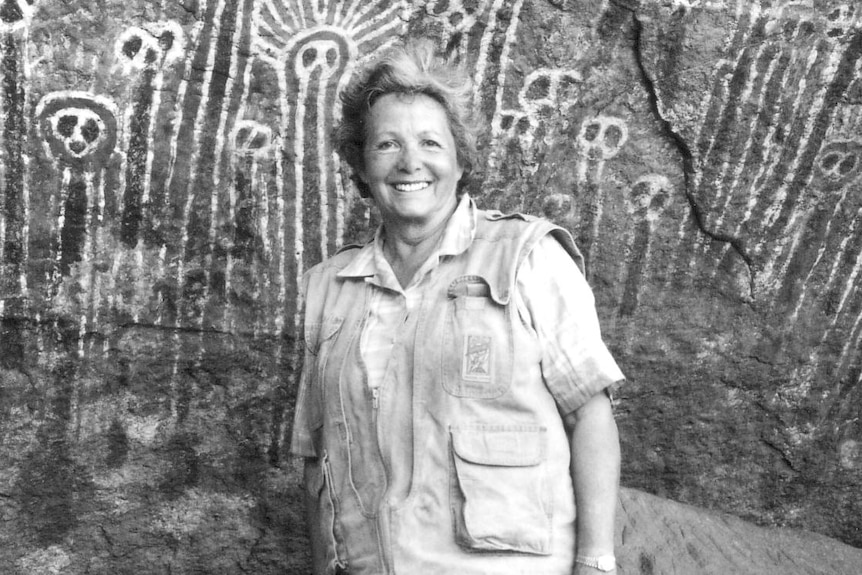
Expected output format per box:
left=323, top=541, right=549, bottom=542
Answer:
left=371, top=387, right=380, bottom=409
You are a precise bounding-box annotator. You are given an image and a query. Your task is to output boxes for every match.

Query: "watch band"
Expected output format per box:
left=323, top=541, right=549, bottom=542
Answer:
left=575, top=554, right=616, bottom=572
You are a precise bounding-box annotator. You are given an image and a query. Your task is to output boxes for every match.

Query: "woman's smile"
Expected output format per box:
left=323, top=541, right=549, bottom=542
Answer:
left=392, top=181, right=431, bottom=192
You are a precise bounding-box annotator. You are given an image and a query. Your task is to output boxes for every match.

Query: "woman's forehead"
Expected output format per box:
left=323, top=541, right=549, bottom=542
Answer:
left=365, top=93, right=452, bottom=131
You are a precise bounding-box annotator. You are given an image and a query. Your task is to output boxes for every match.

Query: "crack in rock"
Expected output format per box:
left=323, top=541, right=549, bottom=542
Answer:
left=621, top=3, right=757, bottom=302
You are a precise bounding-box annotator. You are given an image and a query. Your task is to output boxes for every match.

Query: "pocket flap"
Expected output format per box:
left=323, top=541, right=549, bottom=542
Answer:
left=451, top=425, right=546, bottom=467
left=304, top=316, right=344, bottom=354
left=447, top=275, right=508, bottom=305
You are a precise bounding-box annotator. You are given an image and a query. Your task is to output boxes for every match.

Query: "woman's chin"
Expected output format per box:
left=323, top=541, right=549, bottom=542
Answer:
left=380, top=198, right=456, bottom=227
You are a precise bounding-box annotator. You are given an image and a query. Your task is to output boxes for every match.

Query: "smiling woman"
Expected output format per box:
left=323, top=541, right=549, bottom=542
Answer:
left=291, top=38, right=625, bottom=575
left=358, top=93, right=465, bottom=284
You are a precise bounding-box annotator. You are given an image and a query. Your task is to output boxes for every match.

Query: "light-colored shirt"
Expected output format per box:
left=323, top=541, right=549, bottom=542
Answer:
left=356, top=193, right=622, bottom=417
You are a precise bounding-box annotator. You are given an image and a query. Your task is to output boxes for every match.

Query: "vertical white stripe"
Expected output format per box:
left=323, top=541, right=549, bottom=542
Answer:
left=54, top=167, right=72, bottom=291
left=163, top=0, right=209, bottom=201
left=789, top=204, right=859, bottom=324
left=837, top=308, right=862, bottom=376
left=294, top=71, right=309, bottom=331
left=276, top=74, right=290, bottom=335
left=209, top=0, right=248, bottom=332
left=175, top=0, right=226, bottom=329
left=317, top=84, right=329, bottom=260
left=333, top=150, right=345, bottom=250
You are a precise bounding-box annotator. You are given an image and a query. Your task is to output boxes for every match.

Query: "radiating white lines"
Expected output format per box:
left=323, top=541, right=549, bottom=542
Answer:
left=789, top=203, right=861, bottom=324
left=766, top=63, right=862, bottom=293
left=758, top=44, right=835, bottom=234
left=801, top=225, right=862, bottom=387
left=250, top=0, right=408, bottom=333
left=682, top=3, right=862, bottom=302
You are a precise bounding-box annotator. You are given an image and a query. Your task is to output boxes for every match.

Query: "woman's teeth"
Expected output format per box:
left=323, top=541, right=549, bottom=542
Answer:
left=394, top=182, right=429, bottom=192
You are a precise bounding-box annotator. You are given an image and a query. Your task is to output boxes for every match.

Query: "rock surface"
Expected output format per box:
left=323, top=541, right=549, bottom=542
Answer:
left=1, top=0, right=861, bottom=572
left=617, top=487, right=862, bottom=575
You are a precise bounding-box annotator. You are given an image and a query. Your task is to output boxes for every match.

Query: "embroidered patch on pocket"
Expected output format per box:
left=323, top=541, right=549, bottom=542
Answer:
left=462, top=335, right=492, bottom=381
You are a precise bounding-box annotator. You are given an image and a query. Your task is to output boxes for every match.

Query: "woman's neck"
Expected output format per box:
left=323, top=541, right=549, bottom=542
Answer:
left=382, top=216, right=450, bottom=288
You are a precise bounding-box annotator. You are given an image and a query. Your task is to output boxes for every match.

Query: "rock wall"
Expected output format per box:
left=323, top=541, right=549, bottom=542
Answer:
left=1, top=0, right=860, bottom=572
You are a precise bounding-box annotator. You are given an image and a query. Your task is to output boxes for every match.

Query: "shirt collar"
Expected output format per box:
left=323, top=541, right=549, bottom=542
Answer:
left=438, top=192, right=477, bottom=258
left=337, top=193, right=477, bottom=280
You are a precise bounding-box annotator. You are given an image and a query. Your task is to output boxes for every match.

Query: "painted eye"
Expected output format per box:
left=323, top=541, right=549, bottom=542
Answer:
left=57, top=115, right=77, bottom=137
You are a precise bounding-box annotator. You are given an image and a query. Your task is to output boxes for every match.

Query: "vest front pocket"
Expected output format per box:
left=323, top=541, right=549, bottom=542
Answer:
left=441, top=277, right=513, bottom=398
left=449, top=425, right=552, bottom=555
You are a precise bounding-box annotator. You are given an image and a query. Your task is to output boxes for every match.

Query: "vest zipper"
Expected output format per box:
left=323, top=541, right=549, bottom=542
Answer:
left=321, top=452, right=348, bottom=573
left=371, top=386, right=380, bottom=409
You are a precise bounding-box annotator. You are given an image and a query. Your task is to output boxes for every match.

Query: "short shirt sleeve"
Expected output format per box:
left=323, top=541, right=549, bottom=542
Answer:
left=515, top=234, right=625, bottom=416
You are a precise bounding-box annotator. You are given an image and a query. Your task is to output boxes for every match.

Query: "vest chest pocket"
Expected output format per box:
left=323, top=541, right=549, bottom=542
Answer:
left=449, top=425, right=552, bottom=555
left=441, top=277, right=513, bottom=398
left=303, top=316, right=346, bottom=429
left=305, top=316, right=345, bottom=357
left=305, top=315, right=345, bottom=381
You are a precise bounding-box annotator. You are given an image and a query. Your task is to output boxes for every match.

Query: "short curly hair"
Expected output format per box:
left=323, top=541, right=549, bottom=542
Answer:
left=334, top=38, right=478, bottom=198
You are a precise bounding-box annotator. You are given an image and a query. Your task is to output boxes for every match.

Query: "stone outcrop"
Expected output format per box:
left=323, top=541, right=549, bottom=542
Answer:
left=617, top=488, right=862, bottom=575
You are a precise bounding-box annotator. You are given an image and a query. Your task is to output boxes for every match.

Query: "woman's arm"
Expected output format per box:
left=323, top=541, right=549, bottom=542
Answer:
left=564, top=391, right=620, bottom=575
left=514, top=233, right=624, bottom=572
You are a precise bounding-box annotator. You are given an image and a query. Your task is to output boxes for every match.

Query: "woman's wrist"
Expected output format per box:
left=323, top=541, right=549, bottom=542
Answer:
left=573, top=553, right=617, bottom=574
left=574, top=553, right=616, bottom=572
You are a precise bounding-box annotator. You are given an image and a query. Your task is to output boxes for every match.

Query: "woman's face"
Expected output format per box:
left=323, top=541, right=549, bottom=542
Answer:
left=359, top=93, right=464, bottom=229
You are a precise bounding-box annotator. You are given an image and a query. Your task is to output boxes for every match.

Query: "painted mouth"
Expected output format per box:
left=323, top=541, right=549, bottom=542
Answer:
left=393, top=181, right=431, bottom=192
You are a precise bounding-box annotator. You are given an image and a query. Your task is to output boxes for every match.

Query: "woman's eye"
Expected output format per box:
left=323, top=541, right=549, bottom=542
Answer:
left=374, top=140, right=398, bottom=151
left=423, top=139, right=442, bottom=148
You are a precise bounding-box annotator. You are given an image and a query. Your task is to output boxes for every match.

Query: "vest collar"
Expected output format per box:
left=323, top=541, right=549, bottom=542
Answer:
left=336, top=193, right=477, bottom=281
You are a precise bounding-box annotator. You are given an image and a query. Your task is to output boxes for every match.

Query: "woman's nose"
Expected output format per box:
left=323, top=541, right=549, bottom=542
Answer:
left=396, top=145, right=420, bottom=171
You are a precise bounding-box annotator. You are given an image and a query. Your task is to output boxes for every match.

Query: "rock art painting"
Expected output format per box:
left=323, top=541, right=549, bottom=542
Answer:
left=1, top=1, right=861, bottom=572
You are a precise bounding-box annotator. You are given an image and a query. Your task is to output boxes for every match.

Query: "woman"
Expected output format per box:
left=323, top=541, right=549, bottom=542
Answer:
left=290, top=38, right=624, bottom=575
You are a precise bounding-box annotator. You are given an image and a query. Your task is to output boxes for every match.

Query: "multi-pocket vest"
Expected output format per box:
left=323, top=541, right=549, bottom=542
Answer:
left=297, top=210, right=585, bottom=575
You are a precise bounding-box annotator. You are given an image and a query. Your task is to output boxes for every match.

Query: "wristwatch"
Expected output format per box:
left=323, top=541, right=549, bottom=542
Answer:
left=575, top=554, right=616, bottom=572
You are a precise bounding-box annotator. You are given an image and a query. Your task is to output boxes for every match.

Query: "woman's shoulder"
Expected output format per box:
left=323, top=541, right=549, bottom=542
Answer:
left=473, top=206, right=584, bottom=273
left=479, top=207, right=540, bottom=224
left=304, top=240, right=371, bottom=280
left=474, top=207, right=558, bottom=240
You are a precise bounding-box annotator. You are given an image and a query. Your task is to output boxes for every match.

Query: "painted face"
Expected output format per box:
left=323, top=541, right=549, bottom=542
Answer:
left=359, top=93, right=464, bottom=229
